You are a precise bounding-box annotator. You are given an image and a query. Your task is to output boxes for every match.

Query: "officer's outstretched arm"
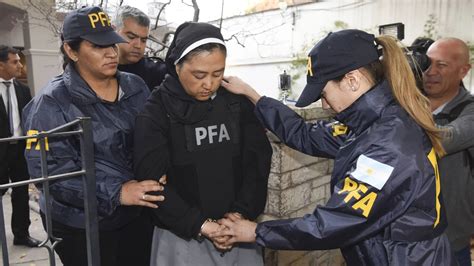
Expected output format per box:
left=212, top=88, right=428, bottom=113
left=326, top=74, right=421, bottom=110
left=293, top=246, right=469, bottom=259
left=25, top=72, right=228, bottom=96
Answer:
left=255, top=122, right=437, bottom=250
left=255, top=97, right=346, bottom=158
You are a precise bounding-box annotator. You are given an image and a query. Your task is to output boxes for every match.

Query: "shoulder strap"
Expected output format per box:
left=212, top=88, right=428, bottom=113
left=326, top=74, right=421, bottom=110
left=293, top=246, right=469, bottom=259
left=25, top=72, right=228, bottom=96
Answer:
left=447, top=97, right=474, bottom=122
left=436, top=97, right=474, bottom=122
left=220, top=89, right=241, bottom=116
left=447, top=96, right=474, bottom=174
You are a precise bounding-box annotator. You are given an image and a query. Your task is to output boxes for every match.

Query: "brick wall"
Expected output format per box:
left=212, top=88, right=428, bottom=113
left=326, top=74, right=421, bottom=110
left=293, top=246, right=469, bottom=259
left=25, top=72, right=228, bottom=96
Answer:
left=258, top=104, right=345, bottom=266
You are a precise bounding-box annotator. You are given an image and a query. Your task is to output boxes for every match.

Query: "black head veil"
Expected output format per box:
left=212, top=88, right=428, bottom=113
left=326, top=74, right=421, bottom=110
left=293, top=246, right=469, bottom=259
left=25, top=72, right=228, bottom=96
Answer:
left=165, top=22, right=225, bottom=78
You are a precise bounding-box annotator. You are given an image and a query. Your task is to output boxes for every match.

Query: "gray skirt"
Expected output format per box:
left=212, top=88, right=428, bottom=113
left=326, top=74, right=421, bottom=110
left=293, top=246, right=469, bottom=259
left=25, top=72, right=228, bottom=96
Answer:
left=150, top=227, right=264, bottom=266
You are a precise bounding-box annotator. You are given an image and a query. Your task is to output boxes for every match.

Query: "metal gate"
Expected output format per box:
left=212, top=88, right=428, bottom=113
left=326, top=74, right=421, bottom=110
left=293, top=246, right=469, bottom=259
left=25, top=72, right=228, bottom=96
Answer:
left=0, top=117, right=100, bottom=265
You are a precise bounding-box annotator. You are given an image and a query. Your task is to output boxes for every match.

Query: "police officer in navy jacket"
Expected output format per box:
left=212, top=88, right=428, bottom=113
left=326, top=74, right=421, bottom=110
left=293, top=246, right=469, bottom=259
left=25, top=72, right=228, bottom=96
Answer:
left=23, top=6, right=164, bottom=266
left=212, top=29, right=456, bottom=265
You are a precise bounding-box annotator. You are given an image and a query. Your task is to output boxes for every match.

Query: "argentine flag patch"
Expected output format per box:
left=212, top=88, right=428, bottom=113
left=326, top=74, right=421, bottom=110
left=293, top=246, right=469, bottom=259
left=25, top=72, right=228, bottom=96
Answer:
left=350, top=155, right=394, bottom=190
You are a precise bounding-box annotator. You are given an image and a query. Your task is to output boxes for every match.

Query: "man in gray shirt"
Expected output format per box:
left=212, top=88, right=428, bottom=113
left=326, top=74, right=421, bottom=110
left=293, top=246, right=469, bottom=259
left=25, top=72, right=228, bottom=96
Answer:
left=424, top=37, right=473, bottom=266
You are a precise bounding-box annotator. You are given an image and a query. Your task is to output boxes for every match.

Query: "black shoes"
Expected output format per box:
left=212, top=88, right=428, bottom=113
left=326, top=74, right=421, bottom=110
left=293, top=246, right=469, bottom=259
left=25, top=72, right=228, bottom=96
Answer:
left=13, top=235, right=41, bottom=247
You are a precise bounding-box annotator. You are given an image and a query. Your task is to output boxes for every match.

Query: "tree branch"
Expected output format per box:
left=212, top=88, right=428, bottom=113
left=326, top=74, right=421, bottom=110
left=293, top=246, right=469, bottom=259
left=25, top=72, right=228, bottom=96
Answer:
left=191, top=0, right=200, bottom=22
left=181, top=0, right=193, bottom=7
left=154, top=0, right=171, bottom=30
left=222, top=12, right=289, bottom=51
left=179, top=0, right=199, bottom=22
left=24, top=0, right=63, bottom=37
left=224, top=34, right=245, bottom=47
left=148, top=34, right=169, bottom=49
left=219, top=0, right=224, bottom=28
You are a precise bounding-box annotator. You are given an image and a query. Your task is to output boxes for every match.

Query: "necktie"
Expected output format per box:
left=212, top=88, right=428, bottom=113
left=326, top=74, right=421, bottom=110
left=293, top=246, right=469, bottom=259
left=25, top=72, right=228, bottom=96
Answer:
left=2, top=81, right=14, bottom=136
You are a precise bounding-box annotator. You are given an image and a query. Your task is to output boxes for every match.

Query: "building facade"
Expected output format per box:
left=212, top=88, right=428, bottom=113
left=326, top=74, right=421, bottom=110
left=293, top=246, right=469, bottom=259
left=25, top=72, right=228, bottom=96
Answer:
left=220, top=0, right=473, bottom=99
left=0, top=0, right=62, bottom=94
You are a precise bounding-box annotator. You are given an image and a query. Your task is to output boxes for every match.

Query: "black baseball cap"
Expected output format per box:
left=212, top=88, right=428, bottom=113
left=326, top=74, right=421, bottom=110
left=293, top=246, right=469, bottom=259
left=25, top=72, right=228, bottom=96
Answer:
left=295, top=29, right=380, bottom=107
left=62, top=6, right=126, bottom=46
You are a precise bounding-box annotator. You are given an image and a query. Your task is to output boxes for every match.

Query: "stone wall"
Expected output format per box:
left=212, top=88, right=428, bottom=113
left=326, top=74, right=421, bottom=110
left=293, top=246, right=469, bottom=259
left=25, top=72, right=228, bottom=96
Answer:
left=258, top=104, right=345, bottom=266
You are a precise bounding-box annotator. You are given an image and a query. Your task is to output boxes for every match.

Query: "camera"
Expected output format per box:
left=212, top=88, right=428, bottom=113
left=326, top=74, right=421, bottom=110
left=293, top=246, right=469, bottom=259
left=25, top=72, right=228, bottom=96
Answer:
left=379, top=23, right=433, bottom=90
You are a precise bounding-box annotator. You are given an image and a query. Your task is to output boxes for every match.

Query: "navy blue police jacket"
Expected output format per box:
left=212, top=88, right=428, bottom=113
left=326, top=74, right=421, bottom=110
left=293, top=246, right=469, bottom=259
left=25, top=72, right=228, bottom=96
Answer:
left=22, top=64, right=150, bottom=230
left=253, top=80, right=455, bottom=265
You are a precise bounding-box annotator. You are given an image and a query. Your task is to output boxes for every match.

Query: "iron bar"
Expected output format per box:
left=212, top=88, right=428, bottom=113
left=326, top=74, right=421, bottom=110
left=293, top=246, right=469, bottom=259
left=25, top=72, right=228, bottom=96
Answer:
left=0, top=117, right=100, bottom=265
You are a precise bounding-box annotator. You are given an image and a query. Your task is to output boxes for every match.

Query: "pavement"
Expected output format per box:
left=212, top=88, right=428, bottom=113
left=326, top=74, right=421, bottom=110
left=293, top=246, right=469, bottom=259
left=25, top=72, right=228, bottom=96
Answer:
left=0, top=190, right=61, bottom=266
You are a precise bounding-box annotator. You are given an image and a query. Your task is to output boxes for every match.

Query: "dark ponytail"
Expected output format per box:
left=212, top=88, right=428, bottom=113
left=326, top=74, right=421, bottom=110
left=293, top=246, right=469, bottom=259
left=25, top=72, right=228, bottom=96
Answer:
left=60, top=35, right=83, bottom=70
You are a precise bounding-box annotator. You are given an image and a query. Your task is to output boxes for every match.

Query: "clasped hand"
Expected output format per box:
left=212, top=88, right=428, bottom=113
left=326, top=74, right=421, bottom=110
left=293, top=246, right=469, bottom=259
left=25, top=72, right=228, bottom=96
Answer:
left=203, top=213, right=258, bottom=252
left=120, top=175, right=167, bottom=208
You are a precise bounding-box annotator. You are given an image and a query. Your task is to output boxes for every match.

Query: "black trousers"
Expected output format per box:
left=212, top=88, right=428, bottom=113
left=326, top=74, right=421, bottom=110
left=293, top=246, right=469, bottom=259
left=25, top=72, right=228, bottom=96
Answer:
left=0, top=141, right=31, bottom=238
left=40, top=210, right=154, bottom=266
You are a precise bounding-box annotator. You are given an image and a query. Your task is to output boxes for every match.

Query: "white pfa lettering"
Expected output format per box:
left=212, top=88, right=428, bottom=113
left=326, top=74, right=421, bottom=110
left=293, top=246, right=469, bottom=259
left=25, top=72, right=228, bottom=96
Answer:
left=195, top=127, right=207, bottom=146
left=218, top=124, right=230, bottom=142
left=208, top=125, right=218, bottom=144
left=195, top=124, right=231, bottom=146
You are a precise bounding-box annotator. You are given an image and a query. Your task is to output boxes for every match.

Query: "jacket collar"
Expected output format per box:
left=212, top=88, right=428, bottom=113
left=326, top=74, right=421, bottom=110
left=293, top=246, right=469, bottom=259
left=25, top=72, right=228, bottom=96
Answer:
left=63, top=64, right=142, bottom=105
left=157, top=74, right=214, bottom=124
left=161, top=74, right=197, bottom=103
left=335, top=79, right=394, bottom=135
left=438, top=86, right=472, bottom=114
left=0, top=77, right=14, bottom=83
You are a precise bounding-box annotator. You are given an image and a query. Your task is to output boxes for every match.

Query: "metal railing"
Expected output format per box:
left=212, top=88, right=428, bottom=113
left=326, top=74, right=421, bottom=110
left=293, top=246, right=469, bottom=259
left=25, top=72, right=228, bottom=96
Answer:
left=0, top=117, right=100, bottom=266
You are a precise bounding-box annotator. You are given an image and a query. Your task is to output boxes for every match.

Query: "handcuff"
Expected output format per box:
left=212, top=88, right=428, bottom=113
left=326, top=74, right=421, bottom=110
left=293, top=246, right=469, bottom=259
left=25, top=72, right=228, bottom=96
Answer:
left=196, top=218, right=217, bottom=242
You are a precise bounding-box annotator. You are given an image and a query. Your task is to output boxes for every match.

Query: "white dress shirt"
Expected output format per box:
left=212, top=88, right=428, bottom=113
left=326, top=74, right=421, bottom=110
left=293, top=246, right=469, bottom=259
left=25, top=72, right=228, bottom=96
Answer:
left=0, top=78, right=22, bottom=136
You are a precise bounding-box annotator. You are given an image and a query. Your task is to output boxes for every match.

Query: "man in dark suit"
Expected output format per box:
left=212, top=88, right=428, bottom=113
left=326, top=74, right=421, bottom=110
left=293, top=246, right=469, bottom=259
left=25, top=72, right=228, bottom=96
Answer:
left=0, top=45, right=40, bottom=247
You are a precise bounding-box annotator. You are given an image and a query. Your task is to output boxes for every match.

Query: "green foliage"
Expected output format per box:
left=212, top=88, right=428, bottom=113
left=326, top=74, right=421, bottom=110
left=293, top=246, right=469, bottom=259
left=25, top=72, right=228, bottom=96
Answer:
left=245, top=7, right=257, bottom=14
left=422, top=14, right=473, bottom=63
left=285, top=15, right=473, bottom=98
left=422, top=14, right=439, bottom=39
left=334, top=21, right=349, bottom=31
left=467, top=42, right=474, bottom=64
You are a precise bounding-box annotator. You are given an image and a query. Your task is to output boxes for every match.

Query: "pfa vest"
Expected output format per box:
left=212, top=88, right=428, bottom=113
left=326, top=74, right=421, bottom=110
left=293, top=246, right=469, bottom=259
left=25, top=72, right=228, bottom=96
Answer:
left=167, top=92, right=242, bottom=219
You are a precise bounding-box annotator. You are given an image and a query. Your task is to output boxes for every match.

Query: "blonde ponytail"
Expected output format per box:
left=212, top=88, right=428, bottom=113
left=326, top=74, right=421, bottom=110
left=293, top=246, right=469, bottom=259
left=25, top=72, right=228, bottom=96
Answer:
left=375, top=35, right=445, bottom=157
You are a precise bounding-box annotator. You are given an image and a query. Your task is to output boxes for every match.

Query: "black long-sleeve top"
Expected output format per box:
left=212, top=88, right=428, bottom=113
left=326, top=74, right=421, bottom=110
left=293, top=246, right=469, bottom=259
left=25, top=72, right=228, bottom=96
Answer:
left=133, top=76, right=272, bottom=239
